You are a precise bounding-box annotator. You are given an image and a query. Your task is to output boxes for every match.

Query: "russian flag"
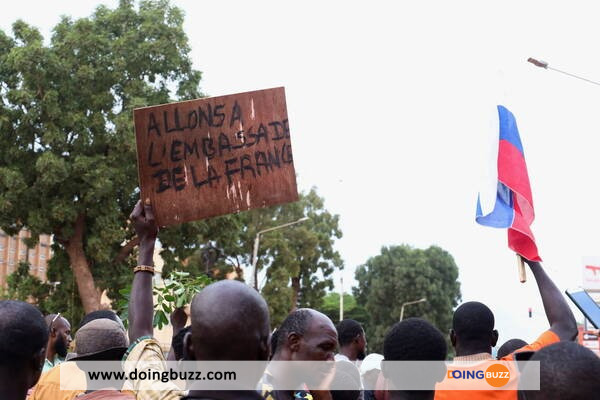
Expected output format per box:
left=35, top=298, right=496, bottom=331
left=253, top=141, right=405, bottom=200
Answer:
left=476, top=105, right=541, bottom=262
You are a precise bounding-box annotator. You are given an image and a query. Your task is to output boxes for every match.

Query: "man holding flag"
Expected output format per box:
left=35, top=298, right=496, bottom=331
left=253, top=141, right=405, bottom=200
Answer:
left=434, top=106, right=577, bottom=399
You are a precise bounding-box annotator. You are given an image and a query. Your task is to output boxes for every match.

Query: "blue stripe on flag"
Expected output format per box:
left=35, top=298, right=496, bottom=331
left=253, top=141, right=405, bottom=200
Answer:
left=498, top=105, right=524, bottom=155
left=476, top=182, right=514, bottom=228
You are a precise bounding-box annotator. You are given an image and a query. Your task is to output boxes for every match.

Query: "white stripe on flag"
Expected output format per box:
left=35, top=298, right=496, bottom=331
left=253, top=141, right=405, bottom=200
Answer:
left=477, top=104, right=500, bottom=216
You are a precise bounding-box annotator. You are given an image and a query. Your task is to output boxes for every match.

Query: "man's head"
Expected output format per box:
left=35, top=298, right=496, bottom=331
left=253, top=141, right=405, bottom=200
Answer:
left=497, top=338, right=527, bottom=359
left=272, top=309, right=338, bottom=389
left=45, top=314, right=72, bottom=359
left=518, top=341, right=600, bottom=400
left=274, top=308, right=338, bottom=362
left=336, top=319, right=367, bottom=361
left=382, top=318, right=447, bottom=396
left=0, top=300, right=48, bottom=388
left=186, top=280, right=270, bottom=361
left=79, top=310, right=125, bottom=332
left=73, top=318, right=129, bottom=361
left=450, top=301, right=498, bottom=355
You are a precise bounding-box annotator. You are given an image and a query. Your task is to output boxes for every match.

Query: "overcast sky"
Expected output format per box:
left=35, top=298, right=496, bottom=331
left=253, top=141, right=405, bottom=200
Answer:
left=3, top=0, right=600, bottom=344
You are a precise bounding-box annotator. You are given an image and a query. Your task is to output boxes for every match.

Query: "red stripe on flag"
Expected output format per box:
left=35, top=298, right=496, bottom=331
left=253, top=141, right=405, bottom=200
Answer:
left=498, top=140, right=540, bottom=261
left=498, top=140, right=533, bottom=206
left=508, top=199, right=541, bottom=261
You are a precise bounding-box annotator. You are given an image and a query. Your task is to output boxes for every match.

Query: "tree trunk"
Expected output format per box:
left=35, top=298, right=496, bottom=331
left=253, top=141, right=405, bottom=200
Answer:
left=290, top=276, right=300, bottom=312
left=65, top=213, right=101, bottom=313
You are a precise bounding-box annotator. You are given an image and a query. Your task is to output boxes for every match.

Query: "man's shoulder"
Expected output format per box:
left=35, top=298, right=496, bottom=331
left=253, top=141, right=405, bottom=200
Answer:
left=501, top=330, right=560, bottom=361
left=122, top=336, right=163, bottom=363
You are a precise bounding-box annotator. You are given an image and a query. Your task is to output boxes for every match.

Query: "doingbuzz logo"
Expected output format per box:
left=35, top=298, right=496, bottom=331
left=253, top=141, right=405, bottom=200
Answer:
left=446, top=364, right=511, bottom=388
left=484, top=364, right=511, bottom=387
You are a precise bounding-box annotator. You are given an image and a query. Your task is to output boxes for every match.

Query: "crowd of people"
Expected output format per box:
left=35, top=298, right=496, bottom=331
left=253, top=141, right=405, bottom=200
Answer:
left=1, top=200, right=600, bottom=400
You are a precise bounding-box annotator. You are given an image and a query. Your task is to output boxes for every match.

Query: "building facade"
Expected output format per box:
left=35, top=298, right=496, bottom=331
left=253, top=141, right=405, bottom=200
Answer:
left=0, top=229, right=53, bottom=287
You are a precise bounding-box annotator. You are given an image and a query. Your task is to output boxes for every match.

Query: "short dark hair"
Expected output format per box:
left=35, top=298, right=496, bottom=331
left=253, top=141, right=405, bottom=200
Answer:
left=519, top=341, right=600, bottom=399
left=275, top=309, right=313, bottom=352
left=452, top=301, right=494, bottom=344
left=384, top=318, right=447, bottom=361
left=497, top=338, right=527, bottom=359
left=171, top=326, right=191, bottom=361
left=0, top=300, right=48, bottom=365
left=79, top=310, right=122, bottom=330
left=383, top=318, right=447, bottom=394
left=336, top=319, right=364, bottom=347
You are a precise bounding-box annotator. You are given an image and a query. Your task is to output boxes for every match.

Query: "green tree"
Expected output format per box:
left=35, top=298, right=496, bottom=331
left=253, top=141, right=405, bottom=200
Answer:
left=321, top=292, right=369, bottom=326
left=257, top=189, right=343, bottom=327
left=2, top=261, right=51, bottom=312
left=170, top=188, right=344, bottom=327
left=0, top=0, right=206, bottom=313
left=354, top=245, right=461, bottom=353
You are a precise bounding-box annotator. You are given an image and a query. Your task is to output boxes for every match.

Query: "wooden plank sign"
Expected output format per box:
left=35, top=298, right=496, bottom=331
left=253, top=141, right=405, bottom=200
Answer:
left=133, top=87, right=298, bottom=226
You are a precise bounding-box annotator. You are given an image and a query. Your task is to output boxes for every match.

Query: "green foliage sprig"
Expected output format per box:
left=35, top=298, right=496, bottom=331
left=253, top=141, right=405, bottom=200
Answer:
left=117, top=270, right=212, bottom=329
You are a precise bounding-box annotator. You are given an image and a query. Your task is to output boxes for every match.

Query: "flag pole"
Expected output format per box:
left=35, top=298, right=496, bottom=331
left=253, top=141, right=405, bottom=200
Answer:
left=517, top=254, right=526, bottom=283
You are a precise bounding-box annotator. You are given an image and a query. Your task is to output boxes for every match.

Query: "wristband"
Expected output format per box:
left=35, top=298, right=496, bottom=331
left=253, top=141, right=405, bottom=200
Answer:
left=134, top=265, right=155, bottom=274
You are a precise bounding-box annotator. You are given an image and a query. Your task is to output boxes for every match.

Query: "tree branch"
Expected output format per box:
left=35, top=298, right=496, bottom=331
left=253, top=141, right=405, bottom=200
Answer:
left=115, top=236, right=140, bottom=264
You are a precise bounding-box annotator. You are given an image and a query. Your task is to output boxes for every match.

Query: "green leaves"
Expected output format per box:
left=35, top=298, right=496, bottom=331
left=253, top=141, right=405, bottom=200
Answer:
left=354, top=244, right=461, bottom=353
left=255, top=189, right=343, bottom=327
left=1, top=261, right=51, bottom=312
left=0, top=1, right=204, bottom=316
left=116, top=270, right=212, bottom=330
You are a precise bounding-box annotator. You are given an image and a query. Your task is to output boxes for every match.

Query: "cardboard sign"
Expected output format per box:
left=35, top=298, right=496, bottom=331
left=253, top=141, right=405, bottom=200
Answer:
left=134, top=87, right=298, bottom=226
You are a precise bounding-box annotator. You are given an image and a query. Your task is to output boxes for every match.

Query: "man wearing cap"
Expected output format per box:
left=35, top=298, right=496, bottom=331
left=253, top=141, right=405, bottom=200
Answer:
left=30, top=318, right=133, bottom=400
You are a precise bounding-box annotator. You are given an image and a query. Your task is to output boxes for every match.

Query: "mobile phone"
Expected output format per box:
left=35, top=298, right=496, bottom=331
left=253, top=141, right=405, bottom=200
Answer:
left=565, top=289, right=600, bottom=329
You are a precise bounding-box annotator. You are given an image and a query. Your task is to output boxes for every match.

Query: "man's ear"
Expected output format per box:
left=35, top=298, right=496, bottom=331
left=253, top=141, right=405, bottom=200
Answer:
left=450, top=329, right=457, bottom=347
left=491, top=330, right=499, bottom=347
left=50, top=327, right=57, bottom=338
left=288, top=332, right=301, bottom=353
left=259, top=334, right=270, bottom=361
left=28, top=347, right=46, bottom=387
left=183, top=331, right=195, bottom=361
left=35, top=347, right=45, bottom=370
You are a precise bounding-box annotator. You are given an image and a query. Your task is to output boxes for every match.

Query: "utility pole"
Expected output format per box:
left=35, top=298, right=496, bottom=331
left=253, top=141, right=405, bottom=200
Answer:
left=249, top=216, right=309, bottom=290
left=400, top=298, right=427, bottom=321
left=339, top=276, right=344, bottom=322
left=527, top=57, right=600, bottom=86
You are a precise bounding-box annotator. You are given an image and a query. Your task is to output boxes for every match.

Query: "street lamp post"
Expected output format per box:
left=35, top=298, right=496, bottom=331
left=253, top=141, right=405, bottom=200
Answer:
left=399, top=298, right=427, bottom=321
left=527, top=57, right=600, bottom=86
left=250, top=216, right=309, bottom=290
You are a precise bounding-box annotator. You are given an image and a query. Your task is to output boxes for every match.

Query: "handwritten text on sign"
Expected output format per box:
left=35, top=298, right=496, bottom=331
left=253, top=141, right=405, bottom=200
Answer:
left=134, top=87, right=298, bottom=226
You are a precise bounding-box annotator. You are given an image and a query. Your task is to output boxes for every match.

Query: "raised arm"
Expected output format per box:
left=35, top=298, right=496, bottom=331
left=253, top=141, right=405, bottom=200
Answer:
left=128, top=199, right=158, bottom=343
left=523, top=257, right=577, bottom=341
